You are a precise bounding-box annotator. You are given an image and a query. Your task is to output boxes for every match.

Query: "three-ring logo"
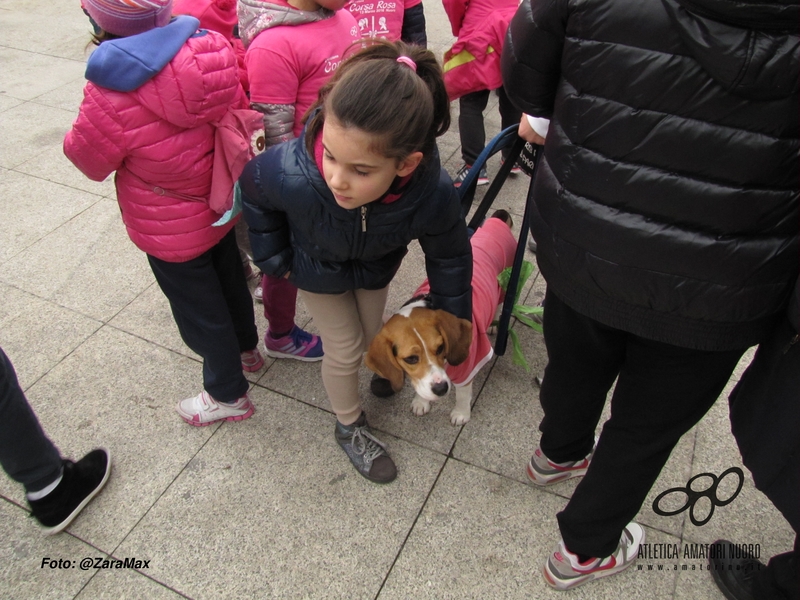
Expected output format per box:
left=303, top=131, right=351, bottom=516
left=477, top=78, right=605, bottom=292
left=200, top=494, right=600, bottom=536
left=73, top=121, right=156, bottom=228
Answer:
left=652, top=467, right=744, bottom=526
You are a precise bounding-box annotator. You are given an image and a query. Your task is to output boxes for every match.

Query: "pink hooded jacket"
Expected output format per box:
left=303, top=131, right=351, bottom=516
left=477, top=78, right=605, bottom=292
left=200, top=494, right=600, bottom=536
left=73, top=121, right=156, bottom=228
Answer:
left=64, top=17, right=246, bottom=262
left=441, top=0, right=519, bottom=101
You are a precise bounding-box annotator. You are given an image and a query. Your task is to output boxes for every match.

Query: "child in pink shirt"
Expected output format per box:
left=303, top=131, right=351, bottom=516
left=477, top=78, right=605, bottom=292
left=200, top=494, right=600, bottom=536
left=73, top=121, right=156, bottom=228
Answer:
left=172, top=0, right=249, bottom=92
left=345, top=0, right=427, bottom=46
left=238, top=0, right=360, bottom=360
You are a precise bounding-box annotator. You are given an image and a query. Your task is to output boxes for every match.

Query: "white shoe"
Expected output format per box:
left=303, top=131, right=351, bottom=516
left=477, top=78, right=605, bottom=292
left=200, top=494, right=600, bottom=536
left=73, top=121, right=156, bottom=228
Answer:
left=543, top=522, right=645, bottom=590
left=176, top=391, right=254, bottom=426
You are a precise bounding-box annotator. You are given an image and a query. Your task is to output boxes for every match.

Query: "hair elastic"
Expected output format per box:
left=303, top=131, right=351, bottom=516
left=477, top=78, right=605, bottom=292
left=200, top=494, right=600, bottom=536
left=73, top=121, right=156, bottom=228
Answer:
left=396, top=56, right=417, bottom=72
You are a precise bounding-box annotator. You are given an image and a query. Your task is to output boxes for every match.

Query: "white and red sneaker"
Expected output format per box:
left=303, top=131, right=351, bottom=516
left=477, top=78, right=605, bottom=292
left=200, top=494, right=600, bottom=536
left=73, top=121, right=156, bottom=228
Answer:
left=176, top=391, right=254, bottom=426
left=240, top=348, right=264, bottom=372
left=543, top=522, right=645, bottom=590
left=526, top=442, right=594, bottom=486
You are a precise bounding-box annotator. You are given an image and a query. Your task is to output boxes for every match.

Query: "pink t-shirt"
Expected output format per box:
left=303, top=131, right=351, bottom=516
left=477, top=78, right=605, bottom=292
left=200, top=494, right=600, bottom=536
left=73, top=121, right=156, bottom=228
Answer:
left=246, top=7, right=359, bottom=137
left=345, top=0, right=420, bottom=41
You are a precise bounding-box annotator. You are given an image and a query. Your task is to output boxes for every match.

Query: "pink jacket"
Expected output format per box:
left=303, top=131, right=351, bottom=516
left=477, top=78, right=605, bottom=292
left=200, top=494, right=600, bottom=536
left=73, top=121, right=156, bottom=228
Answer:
left=64, top=18, right=246, bottom=262
left=442, top=0, right=519, bottom=100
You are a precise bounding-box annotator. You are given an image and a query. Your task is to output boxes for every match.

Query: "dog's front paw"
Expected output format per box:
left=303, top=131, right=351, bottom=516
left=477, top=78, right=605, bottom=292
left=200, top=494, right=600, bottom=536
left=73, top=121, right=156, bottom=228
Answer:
left=411, top=396, right=431, bottom=416
left=450, top=408, right=470, bottom=426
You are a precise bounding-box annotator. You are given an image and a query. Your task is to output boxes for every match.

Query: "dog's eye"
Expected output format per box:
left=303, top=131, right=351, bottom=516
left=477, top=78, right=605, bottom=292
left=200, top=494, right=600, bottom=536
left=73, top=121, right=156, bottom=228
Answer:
left=403, top=356, right=419, bottom=365
left=436, top=344, right=445, bottom=355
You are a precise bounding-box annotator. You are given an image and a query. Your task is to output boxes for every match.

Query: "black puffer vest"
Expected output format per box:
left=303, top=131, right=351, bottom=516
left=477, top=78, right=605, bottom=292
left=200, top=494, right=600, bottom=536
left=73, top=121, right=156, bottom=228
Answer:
left=502, top=0, right=799, bottom=350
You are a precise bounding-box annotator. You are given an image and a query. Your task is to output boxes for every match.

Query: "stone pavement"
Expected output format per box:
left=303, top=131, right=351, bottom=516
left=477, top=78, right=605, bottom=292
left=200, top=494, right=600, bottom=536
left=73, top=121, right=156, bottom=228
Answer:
left=0, top=0, right=793, bottom=598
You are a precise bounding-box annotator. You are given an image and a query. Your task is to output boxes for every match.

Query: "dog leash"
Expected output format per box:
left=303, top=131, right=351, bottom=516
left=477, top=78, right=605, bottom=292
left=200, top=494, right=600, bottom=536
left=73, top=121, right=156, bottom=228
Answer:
left=494, top=143, right=543, bottom=356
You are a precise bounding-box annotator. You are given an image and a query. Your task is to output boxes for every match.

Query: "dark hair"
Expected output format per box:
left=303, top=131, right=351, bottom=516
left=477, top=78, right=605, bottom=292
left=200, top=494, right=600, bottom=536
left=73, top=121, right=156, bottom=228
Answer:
left=305, top=40, right=450, bottom=162
left=90, top=29, right=121, bottom=46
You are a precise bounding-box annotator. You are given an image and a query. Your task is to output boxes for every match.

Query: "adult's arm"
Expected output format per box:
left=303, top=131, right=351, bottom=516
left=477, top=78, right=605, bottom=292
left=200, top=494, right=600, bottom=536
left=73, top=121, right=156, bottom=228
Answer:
left=501, top=0, right=569, bottom=117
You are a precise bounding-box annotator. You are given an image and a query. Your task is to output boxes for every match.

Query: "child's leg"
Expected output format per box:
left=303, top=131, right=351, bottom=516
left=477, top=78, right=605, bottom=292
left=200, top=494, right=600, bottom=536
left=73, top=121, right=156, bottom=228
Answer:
left=0, top=347, right=62, bottom=494
left=211, top=228, right=259, bottom=353
left=262, top=276, right=324, bottom=360
left=354, top=287, right=390, bottom=349
left=262, top=275, right=298, bottom=335
left=458, top=89, right=491, bottom=165
left=299, top=287, right=389, bottom=425
left=147, top=241, right=249, bottom=404
left=301, top=287, right=396, bottom=483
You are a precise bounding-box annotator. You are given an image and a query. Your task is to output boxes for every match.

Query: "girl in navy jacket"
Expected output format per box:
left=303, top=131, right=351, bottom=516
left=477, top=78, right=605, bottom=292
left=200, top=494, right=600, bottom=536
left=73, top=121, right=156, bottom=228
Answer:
left=241, top=40, right=472, bottom=484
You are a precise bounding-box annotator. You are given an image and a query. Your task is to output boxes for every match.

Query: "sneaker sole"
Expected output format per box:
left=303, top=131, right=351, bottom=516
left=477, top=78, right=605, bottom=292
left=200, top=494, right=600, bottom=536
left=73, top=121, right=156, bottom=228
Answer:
left=178, top=405, right=255, bottom=427
left=525, top=459, right=588, bottom=486
left=542, top=526, right=645, bottom=590
left=264, top=349, right=323, bottom=362
left=42, top=448, right=112, bottom=536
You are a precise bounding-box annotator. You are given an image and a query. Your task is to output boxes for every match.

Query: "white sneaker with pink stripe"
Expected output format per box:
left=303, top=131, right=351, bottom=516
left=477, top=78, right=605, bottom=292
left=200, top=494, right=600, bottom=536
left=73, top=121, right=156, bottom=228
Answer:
left=176, top=391, right=254, bottom=426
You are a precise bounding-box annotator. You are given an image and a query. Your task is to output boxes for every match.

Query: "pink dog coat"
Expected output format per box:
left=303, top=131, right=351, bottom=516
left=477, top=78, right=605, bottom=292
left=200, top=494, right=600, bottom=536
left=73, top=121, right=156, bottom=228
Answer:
left=413, top=216, right=517, bottom=386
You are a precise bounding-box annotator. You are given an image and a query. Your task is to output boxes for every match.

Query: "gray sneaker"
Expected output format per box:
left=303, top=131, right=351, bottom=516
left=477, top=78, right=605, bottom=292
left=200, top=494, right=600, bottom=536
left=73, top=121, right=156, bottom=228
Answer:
left=526, top=442, right=594, bottom=486
left=335, top=413, right=397, bottom=484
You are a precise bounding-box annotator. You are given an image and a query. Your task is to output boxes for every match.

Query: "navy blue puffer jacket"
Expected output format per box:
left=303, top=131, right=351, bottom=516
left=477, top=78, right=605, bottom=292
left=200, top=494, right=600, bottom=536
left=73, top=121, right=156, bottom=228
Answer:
left=502, top=0, right=799, bottom=351
left=239, top=126, right=473, bottom=320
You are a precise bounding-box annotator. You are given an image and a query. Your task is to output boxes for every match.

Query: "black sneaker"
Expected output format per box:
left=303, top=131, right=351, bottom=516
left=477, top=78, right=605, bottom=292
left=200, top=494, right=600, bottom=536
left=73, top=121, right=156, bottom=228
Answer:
left=335, top=413, right=397, bottom=484
left=709, top=539, right=763, bottom=600
left=28, top=448, right=111, bottom=535
left=370, top=373, right=395, bottom=398
left=452, top=164, right=489, bottom=188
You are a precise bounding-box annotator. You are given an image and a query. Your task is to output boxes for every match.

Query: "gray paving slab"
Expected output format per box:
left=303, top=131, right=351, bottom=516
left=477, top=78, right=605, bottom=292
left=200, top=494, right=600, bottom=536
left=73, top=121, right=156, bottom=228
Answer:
left=15, top=143, right=116, bottom=197
left=115, top=386, right=448, bottom=600
left=0, top=326, right=223, bottom=550
left=0, top=94, right=24, bottom=113
left=0, top=283, right=101, bottom=389
left=378, top=459, right=680, bottom=599
left=0, top=0, right=97, bottom=60
left=0, top=100, right=81, bottom=170
left=0, top=170, right=99, bottom=263
left=0, top=47, right=85, bottom=102
left=0, top=498, right=108, bottom=599
left=75, top=568, right=187, bottom=600
left=28, top=75, right=93, bottom=113
left=1, top=198, right=154, bottom=322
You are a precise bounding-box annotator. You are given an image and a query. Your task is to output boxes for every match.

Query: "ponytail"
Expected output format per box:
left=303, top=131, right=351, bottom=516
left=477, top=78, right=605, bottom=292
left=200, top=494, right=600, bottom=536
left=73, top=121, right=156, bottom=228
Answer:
left=305, top=40, right=450, bottom=162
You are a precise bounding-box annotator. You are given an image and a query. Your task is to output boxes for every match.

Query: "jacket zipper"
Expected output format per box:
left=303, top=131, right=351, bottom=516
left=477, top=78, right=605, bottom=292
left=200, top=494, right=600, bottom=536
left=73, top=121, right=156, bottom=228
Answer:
left=351, top=205, right=368, bottom=262
left=783, top=333, right=799, bottom=355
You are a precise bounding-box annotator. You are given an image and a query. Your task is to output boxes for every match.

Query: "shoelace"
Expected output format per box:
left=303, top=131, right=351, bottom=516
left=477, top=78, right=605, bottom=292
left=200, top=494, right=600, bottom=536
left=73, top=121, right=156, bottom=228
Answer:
left=289, top=327, right=312, bottom=347
left=349, top=426, right=387, bottom=466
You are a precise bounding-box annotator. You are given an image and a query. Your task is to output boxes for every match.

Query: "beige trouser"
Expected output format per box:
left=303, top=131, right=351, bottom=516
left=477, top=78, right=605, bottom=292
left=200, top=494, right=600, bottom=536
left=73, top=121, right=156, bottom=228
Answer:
left=299, top=287, right=390, bottom=425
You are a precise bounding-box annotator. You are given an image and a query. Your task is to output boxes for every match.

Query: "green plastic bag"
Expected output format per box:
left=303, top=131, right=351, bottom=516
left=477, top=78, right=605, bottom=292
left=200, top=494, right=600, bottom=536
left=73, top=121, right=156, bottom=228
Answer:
left=495, top=261, right=544, bottom=371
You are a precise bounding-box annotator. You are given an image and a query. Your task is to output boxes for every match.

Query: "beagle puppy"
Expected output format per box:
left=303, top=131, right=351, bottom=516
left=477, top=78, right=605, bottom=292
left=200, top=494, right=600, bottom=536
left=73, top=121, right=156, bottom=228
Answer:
left=365, top=211, right=517, bottom=425
left=366, top=300, right=474, bottom=424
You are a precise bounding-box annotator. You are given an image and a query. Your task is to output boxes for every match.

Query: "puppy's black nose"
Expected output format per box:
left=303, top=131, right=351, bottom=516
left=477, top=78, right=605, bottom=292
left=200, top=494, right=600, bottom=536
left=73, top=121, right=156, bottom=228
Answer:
left=431, top=381, right=449, bottom=397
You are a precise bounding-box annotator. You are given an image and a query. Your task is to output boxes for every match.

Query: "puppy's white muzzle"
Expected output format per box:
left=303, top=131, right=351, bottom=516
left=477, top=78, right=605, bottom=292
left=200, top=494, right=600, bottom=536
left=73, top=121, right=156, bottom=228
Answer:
left=412, top=366, right=451, bottom=401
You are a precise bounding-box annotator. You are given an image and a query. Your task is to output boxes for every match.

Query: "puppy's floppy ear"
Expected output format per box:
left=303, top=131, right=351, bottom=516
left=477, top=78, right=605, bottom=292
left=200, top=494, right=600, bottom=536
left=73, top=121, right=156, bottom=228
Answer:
left=436, top=310, right=473, bottom=366
left=365, top=331, right=405, bottom=392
